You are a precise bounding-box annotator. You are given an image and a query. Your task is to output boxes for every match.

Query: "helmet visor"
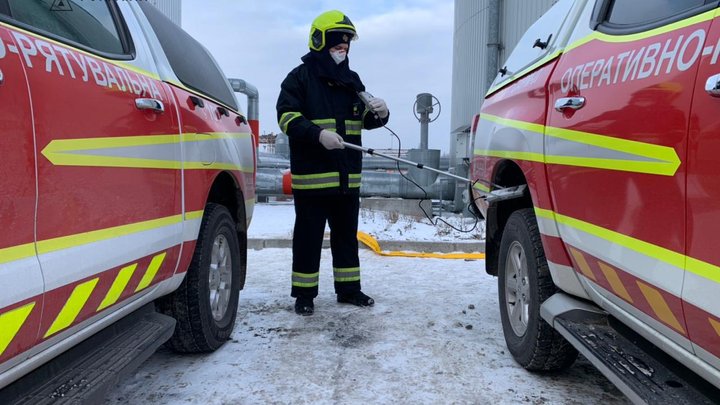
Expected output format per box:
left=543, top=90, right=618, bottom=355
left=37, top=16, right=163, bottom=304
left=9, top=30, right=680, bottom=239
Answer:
left=328, top=28, right=358, bottom=41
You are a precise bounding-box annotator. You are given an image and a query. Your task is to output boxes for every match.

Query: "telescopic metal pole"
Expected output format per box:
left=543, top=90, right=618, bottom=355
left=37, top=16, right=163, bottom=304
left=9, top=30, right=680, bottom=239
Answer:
left=341, top=142, right=527, bottom=203
left=341, top=142, right=471, bottom=184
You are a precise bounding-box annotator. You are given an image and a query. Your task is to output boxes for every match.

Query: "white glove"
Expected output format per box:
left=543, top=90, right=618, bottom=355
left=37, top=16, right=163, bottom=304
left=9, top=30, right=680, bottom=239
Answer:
left=368, top=97, right=389, bottom=118
left=319, top=129, right=345, bottom=150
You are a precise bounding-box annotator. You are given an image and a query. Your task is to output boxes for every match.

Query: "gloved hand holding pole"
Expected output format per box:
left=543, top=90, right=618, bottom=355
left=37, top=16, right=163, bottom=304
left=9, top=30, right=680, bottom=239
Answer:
left=319, top=129, right=345, bottom=150
left=368, top=97, right=388, bottom=118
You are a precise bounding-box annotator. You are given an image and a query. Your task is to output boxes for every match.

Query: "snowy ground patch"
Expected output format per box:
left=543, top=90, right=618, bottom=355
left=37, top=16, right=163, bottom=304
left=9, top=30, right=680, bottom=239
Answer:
left=249, top=201, right=485, bottom=242
left=109, top=246, right=627, bottom=404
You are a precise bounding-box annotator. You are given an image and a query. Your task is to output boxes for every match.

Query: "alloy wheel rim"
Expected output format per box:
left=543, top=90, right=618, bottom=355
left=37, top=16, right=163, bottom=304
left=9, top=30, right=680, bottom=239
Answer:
left=505, top=241, right=530, bottom=336
left=209, top=234, right=232, bottom=321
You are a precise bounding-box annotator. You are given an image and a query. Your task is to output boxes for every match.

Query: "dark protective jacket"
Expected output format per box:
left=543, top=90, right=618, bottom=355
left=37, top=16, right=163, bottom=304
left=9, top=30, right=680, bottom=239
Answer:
left=276, top=55, right=389, bottom=196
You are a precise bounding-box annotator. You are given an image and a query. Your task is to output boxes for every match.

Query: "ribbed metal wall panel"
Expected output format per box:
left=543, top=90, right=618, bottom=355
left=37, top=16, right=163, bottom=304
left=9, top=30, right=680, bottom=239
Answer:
left=450, top=0, right=555, bottom=137
left=451, top=0, right=490, bottom=134
left=147, top=0, right=182, bottom=26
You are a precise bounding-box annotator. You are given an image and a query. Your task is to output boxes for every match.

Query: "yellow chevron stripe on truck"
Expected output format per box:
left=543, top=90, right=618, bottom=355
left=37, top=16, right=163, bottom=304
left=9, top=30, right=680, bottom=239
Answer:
left=477, top=114, right=681, bottom=176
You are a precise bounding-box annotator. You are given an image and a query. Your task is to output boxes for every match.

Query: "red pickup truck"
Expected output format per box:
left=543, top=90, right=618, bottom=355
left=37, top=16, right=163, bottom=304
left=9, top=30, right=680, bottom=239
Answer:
left=470, top=0, right=720, bottom=402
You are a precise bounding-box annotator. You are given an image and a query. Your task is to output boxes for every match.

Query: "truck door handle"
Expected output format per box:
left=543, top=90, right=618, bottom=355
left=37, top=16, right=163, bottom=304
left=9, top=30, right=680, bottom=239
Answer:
left=706, top=74, right=720, bottom=97
left=135, top=98, right=165, bottom=113
left=554, top=97, right=585, bottom=112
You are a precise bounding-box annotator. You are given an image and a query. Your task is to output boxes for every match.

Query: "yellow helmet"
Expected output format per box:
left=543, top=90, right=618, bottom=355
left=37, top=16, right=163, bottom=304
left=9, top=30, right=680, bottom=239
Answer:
left=308, top=10, right=357, bottom=51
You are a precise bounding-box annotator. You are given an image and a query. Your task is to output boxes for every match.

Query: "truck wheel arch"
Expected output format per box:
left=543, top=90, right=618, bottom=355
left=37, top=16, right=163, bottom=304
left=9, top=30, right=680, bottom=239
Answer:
left=485, top=160, right=533, bottom=276
left=206, top=171, right=248, bottom=290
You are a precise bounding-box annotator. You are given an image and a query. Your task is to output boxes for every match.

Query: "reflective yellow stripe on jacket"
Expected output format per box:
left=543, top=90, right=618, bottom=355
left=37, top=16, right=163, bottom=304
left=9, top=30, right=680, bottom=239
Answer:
left=291, top=172, right=340, bottom=190
left=349, top=173, right=361, bottom=188
left=345, top=120, right=362, bottom=135
left=312, top=118, right=336, bottom=132
left=279, top=112, right=302, bottom=133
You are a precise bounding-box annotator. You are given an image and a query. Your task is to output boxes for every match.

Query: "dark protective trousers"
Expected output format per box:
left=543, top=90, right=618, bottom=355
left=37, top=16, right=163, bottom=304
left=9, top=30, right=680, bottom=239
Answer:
left=291, top=194, right=361, bottom=298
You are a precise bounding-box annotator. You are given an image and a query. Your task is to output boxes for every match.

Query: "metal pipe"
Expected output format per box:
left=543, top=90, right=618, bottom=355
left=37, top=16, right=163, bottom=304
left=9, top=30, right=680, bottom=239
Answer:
left=486, top=0, right=501, bottom=92
left=360, top=171, right=454, bottom=199
left=416, top=93, right=433, bottom=150
left=228, top=78, right=260, bottom=142
left=362, top=156, right=450, bottom=171
left=256, top=168, right=286, bottom=195
left=256, top=168, right=455, bottom=200
left=343, top=142, right=471, bottom=183
left=342, top=141, right=526, bottom=203
left=257, top=154, right=452, bottom=171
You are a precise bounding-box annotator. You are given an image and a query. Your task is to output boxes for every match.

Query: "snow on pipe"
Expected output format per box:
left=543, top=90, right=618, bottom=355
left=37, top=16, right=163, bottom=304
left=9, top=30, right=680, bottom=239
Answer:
left=360, top=171, right=456, bottom=199
left=228, top=78, right=260, bottom=144
left=258, top=155, right=451, bottom=171
left=256, top=168, right=456, bottom=200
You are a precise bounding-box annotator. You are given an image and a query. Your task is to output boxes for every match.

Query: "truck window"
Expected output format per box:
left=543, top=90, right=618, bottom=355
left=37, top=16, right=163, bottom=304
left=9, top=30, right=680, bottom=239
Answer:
left=4, top=0, right=128, bottom=57
left=492, top=0, right=574, bottom=88
left=606, top=0, right=706, bottom=26
left=138, top=2, right=238, bottom=111
left=594, top=0, right=718, bottom=34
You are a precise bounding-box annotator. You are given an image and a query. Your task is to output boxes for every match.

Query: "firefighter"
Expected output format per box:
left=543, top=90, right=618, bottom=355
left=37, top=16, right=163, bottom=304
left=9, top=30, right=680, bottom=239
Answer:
left=276, top=10, right=390, bottom=316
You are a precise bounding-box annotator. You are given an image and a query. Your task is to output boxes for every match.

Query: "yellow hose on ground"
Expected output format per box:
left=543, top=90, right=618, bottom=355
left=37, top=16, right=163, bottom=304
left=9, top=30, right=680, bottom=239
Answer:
left=357, top=231, right=485, bottom=260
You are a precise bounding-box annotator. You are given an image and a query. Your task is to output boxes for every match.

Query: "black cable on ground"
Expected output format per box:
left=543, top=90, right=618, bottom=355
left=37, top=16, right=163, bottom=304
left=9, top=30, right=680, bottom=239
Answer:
left=379, top=123, right=482, bottom=234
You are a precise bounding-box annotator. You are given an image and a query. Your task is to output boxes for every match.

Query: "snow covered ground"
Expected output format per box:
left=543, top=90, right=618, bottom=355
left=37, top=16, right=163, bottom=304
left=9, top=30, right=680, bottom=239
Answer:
left=107, top=202, right=628, bottom=404
left=247, top=201, right=486, bottom=242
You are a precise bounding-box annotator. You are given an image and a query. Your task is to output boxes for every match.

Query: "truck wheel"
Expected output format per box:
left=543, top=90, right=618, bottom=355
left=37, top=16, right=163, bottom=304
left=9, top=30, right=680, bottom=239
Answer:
left=497, top=208, right=578, bottom=371
left=158, top=203, right=242, bottom=353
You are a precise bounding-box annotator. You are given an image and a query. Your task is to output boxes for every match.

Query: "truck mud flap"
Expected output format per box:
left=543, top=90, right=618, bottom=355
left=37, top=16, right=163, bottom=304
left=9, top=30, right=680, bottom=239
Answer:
left=0, top=303, right=175, bottom=404
left=541, top=294, right=720, bottom=405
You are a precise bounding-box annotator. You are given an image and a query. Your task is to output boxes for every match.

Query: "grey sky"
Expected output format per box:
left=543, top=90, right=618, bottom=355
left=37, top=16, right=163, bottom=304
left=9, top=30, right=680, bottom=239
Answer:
left=182, top=0, right=454, bottom=152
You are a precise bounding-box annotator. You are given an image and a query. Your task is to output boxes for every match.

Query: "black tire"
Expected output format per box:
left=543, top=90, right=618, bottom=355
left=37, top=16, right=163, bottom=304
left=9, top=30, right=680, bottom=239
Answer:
left=157, top=203, right=243, bottom=353
left=497, top=208, right=578, bottom=371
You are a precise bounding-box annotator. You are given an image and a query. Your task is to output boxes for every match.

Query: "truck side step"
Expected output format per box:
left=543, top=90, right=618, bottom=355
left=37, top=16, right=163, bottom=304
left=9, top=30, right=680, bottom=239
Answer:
left=0, top=303, right=175, bottom=404
left=541, top=294, right=720, bottom=405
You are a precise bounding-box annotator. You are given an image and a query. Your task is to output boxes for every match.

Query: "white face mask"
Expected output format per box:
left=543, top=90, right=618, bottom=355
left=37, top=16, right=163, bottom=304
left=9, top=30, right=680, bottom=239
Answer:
left=330, top=50, right=347, bottom=65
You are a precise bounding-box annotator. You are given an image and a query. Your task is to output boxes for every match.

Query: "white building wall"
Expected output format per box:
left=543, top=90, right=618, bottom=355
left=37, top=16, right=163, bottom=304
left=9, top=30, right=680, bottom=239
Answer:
left=147, top=0, right=182, bottom=26
left=450, top=0, right=490, bottom=135
left=450, top=0, right=555, bottom=138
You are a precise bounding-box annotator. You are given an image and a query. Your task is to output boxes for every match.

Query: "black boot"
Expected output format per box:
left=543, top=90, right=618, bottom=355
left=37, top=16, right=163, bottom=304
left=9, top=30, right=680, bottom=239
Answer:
left=337, top=291, right=374, bottom=307
left=294, top=297, right=314, bottom=316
